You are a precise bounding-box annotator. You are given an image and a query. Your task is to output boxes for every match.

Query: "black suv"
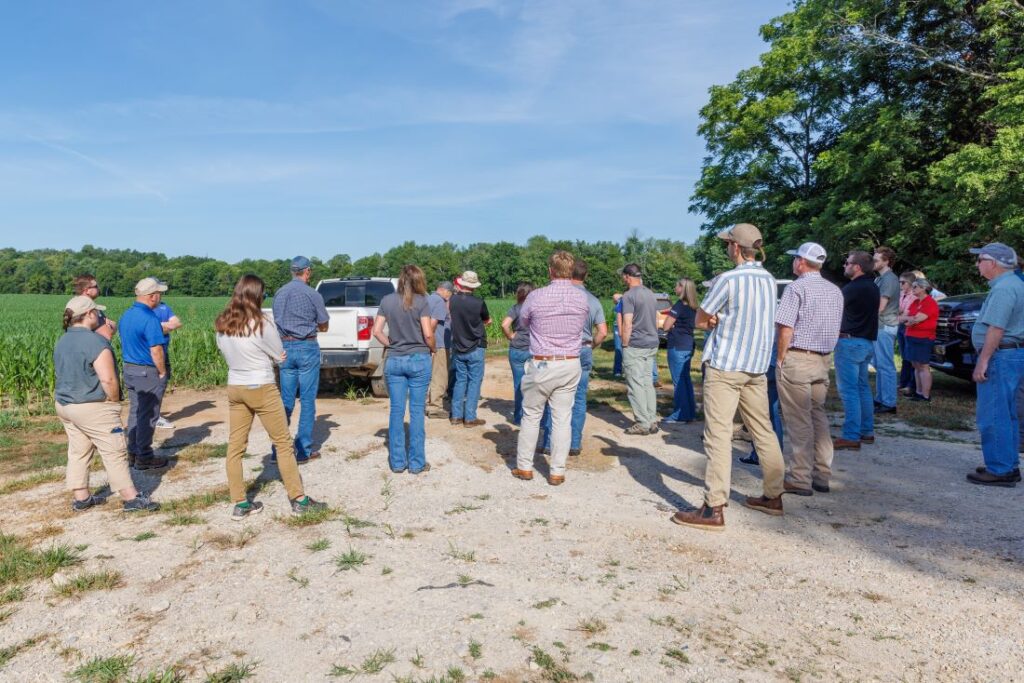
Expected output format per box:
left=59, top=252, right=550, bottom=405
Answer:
left=930, top=293, right=985, bottom=380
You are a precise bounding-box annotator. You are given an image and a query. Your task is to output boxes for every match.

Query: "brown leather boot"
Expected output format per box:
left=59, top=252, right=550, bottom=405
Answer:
left=832, top=437, right=861, bottom=451
left=670, top=504, right=724, bottom=531
left=743, top=495, right=784, bottom=516
left=783, top=480, right=813, bottom=496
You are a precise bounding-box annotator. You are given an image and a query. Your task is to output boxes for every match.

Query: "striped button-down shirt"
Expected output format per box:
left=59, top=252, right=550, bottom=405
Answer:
left=775, top=272, right=843, bottom=353
left=520, top=279, right=589, bottom=356
left=700, top=262, right=777, bottom=374
left=272, top=278, right=329, bottom=340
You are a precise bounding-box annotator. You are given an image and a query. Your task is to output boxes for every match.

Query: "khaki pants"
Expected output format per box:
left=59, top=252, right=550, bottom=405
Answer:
left=227, top=384, right=304, bottom=503
left=623, top=346, right=658, bottom=426
left=516, top=358, right=582, bottom=476
left=55, top=401, right=134, bottom=493
left=702, top=365, right=785, bottom=507
left=777, top=351, right=833, bottom=488
left=426, top=349, right=449, bottom=413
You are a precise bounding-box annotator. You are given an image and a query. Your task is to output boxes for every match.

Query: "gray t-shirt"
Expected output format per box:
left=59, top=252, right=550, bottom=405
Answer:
left=578, top=286, right=606, bottom=344
left=621, top=285, right=659, bottom=349
left=53, top=327, right=112, bottom=406
left=506, top=304, right=531, bottom=351
left=378, top=293, right=430, bottom=356
left=427, top=292, right=449, bottom=350
left=875, top=270, right=900, bottom=326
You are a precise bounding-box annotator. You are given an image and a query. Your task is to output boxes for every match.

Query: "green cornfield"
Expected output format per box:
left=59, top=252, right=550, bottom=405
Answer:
left=0, top=294, right=525, bottom=407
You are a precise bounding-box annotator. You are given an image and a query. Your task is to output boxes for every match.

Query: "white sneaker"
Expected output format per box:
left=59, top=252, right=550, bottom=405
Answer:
left=155, top=417, right=175, bottom=429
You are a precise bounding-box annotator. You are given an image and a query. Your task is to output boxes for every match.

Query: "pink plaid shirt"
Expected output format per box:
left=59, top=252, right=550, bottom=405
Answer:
left=520, top=279, right=589, bottom=356
left=776, top=272, right=844, bottom=353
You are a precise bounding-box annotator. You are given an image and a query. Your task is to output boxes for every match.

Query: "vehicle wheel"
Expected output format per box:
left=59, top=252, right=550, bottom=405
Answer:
left=370, top=377, right=389, bottom=398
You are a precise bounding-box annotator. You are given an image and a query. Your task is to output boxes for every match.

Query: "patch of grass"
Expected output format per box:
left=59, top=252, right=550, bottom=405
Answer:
left=0, top=585, right=26, bottom=604
left=165, top=513, right=205, bottom=527
left=131, top=531, right=157, bottom=542
left=457, top=574, right=474, bottom=586
left=0, top=411, right=26, bottom=432
left=0, top=533, right=82, bottom=586
left=206, top=528, right=259, bottom=550
left=530, top=517, right=550, bottom=527
left=0, top=470, right=64, bottom=495
left=360, top=648, right=395, bottom=674
left=54, top=569, right=124, bottom=598
left=444, top=502, right=482, bottom=515
left=663, top=647, right=690, bottom=665
left=586, top=642, right=615, bottom=652
left=130, top=668, right=185, bottom=683
left=410, top=649, right=425, bottom=668
left=467, top=640, right=482, bottom=660
left=175, top=443, right=228, bottom=463
left=342, top=514, right=376, bottom=535
left=532, top=597, right=560, bottom=609
left=531, top=647, right=580, bottom=682
left=203, top=661, right=257, bottom=682
left=334, top=548, right=369, bottom=572
left=445, top=541, right=476, bottom=563
left=160, top=487, right=231, bottom=514
left=0, top=607, right=14, bottom=624
left=69, top=654, right=135, bottom=682
left=328, top=663, right=357, bottom=676
left=861, top=590, right=887, bottom=603
left=286, top=567, right=309, bottom=588
left=284, top=505, right=341, bottom=528
left=381, top=566, right=393, bottom=575
left=306, top=538, right=331, bottom=552
left=468, top=613, right=484, bottom=620
left=0, top=636, right=42, bottom=668
left=575, top=617, right=607, bottom=637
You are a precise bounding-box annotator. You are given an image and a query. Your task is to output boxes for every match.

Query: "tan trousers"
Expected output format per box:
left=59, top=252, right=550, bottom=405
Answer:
left=777, top=351, right=833, bottom=488
left=227, top=384, right=304, bottom=503
left=55, top=401, right=134, bottom=493
left=426, top=349, right=449, bottom=413
left=701, top=365, right=785, bottom=507
left=516, top=358, right=582, bottom=476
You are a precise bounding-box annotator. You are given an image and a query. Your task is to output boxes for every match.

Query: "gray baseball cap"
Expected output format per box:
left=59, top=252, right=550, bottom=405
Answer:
left=969, top=243, right=1017, bottom=269
left=290, top=256, right=312, bottom=271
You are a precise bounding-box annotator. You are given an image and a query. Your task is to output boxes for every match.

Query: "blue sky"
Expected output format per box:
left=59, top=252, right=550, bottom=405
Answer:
left=0, top=0, right=790, bottom=261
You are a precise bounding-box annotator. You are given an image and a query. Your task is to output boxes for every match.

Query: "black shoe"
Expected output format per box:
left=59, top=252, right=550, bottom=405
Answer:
left=123, top=495, right=159, bottom=512
left=568, top=448, right=582, bottom=457
left=812, top=481, right=830, bottom=493
left=974, top=465, right=1021, bottom=480
left=232, top=501, right=264, bottom=521
left=410, top=463, right=431, bottom=475
left=134, top=457, right=169, bottom=471
left=739, top=452, right=760, bottom=466
left=909, top=393, right=931, bottom=402
left=72, top=495, right=105, bottom=512
left=966, top=470, right=1018, bottom=487
left=874, top=404, right=897, bottom=415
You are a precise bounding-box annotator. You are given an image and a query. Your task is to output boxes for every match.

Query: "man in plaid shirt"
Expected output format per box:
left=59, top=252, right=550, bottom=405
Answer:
left=775, top=243, right=843, bottom=495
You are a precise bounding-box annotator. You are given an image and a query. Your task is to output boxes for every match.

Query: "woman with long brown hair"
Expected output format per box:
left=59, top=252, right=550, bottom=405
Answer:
left=372, top=265, right=435, bottom=473
left=501, top=282, right=535, bottom=425
left=215, top=274, right=328, bottom=519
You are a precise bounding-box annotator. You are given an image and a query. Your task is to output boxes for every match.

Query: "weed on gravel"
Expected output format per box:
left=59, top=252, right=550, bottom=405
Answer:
left=306, top=538, right=331, bottom=552
left=0, top=470, right=63, bottom=495
left=531, top=647, right=581, bottom=682
left=131, top=531, right=157, bottom=542
left=329, top=648, right=395, bottom=677
left=0, top=585, right=26, bottom=604
left=54, top=569, right=124, bottom=598
left=165, top=513, right=205, bottom=527
left=0, top=636, right=43, bottom=669
left=0, top=533, right=82, bottom=586
left=284, top=505, right=341, bottom=528
left=174, top=443, right=228, bottom=463
left=130, top=668, right=185, bottom=683
left=202, top=660, right=257, bottom=682
left=68, top=654, right=135, bottom=682
left=575, top=618, right=607, bottom=637
left=206, top=528, right=259, bottom=550
left=334, top=548, right=369, bottom=572
left=445, top=541, right=476, bottom=562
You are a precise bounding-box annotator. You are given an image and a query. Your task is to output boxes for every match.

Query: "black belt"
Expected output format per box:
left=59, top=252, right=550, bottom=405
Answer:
left=999, top=342, right=1024, bottom=350
left=281, top=335, right=317, bottom=341
left=790, top=348, right=829, bottom=356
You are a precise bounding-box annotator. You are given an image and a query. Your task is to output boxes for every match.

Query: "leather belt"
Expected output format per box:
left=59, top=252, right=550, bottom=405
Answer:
left=790, top=348, right=829, bottom=356
left=533, top=355, right=579, bottom=361
left=999, top=342, right=1024, bottom=350
left=281, top=335, right=317, bottom=341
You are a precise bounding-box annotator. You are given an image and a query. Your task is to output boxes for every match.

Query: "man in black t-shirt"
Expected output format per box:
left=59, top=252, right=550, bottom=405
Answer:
left=834, top=251, right=881, bottom=451
left=448, top=271, right=492, bottom=426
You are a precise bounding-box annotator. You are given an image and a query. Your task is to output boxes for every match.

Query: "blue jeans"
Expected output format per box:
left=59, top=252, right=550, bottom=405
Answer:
left=749, top=346, right=783, bottom=456
left=613, top=325, right=623, bottom=375
left=279, top=340, right=320, bottom=459
left=541, top=346, right=593, bottom=450
left=665, top=347, right=696, bottom=421
left=835, top=337, right=875, bottom=441
left=384, top=353, right=431, bottom=473
left=977, top=348, right=1024, bottom=475
left=872, top=324, right=898, bottom=408
left=451, top=346, right=486, bottom=421
left=897, top=325, right=916, bottom=392
left=508, top=348, right=532, bottom=425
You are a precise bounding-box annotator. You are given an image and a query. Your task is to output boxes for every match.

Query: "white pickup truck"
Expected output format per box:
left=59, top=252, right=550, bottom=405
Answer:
left=265, top=276, right=398, bottom=397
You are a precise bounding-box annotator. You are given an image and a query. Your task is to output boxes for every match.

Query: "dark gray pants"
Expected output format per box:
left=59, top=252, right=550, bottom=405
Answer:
left=124, top=363, right=167, bottom=460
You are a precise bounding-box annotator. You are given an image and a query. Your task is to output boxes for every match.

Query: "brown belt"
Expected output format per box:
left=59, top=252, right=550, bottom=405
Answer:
left=281, top=335, right=317, bottom=341
left=533, top=355, right=579, bottom=361
left=790, top=348, right=829, bottom=356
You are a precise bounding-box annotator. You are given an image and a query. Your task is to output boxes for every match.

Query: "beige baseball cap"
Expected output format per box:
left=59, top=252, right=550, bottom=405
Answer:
left=65, top=295, right=106, bottom=316
left=135, top=277, right=168, bottom=295
left=716, top=223, right=763, bottom=249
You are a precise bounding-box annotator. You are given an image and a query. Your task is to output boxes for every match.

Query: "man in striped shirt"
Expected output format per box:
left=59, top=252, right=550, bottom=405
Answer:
left=775, top=242, right=843, bottom=496
left=671, top=223, right=786, bottom=531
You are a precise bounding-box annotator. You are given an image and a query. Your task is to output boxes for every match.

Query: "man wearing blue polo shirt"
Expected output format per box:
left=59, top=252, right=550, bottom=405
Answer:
left=273, top=256, right=330, bottom=462
left=120, top=277, right=170, bottom=470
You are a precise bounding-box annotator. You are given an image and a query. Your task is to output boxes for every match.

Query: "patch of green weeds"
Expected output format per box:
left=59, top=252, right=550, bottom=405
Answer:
left=444, top=502, right=481, bottom=515
left=586, top=643, right=615, bottom=652
left=130, top=668, right=185, bottom=683
left=0, top=533, right=82, bottom=586
left=531, top=647, right=580, bottom=682
left=0, top=586, right=26, bottom=604
left=360, top=648, right=395, bottom=674
left=575, top=617, right=607, bottom=637
left=286, top=567, right=309, bottom=588
left=342, top=514, right=376, bottom=535
left=284, top=505, right=341, bottom=528
left=0, top=636, right=42, bottom=668
left=203, top=660, right=257, bottom=682
left=131, top=531, right=157, bottom=542
left=68, top=654, right=135, bottom=682
left=381, top=566, right=393, bottom=575
left=445, top=541, right=476, bottom=562
left=54, top=570, right=124, bottom=598
left=532, top=597, right=560, bottom=609
left=468, top=640, right=482, bottom=659
left=0, top=470, right=64, bottom=495
left=663, top=648, right=690, bottom=665
left=306, top=538, right=331, bottom=552
left=334, top=548, right=369, bottom=572
left=165, top=513, right=205, bottom=527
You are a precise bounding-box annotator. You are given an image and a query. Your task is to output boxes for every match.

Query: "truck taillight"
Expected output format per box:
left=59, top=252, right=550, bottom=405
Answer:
left=357, top=316, right=373, bottom=341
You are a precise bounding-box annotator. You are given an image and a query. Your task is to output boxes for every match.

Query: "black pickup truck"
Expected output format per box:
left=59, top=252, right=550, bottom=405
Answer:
left=930, top=293, right=985, bottom=380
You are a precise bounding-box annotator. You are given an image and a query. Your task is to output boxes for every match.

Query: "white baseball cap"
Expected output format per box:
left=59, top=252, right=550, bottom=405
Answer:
left=785, top=242, right=827, bottom=264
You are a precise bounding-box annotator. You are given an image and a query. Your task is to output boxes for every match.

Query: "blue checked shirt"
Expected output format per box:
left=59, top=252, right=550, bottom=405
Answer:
left=700, top=262, right=777, bottom=374
left=272, top=279, right=329, bottom=340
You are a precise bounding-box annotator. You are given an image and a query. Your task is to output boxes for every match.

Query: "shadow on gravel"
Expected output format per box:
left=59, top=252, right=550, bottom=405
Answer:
left=313, top=415, right=340, bottom=448
left=480, top=397, right=514, bottom=423
left=165, top=400, right=216, bottom=422
left=594, top=435, right=704, bottom=512
left=481, top=423, right=552, bottom=478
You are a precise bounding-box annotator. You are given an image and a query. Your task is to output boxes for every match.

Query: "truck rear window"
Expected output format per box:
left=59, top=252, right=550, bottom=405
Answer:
left=318, top=281, right=395, bottom=307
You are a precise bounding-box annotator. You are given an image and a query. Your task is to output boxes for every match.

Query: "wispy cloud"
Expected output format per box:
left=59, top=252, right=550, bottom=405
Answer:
left=28, top=135, right=168, bottom=202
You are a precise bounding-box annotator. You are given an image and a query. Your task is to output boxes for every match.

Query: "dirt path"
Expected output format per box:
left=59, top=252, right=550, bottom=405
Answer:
left=1, top=363, right=1022, bottom=682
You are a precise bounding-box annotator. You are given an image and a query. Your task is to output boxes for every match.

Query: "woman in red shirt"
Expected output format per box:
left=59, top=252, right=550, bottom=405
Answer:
left=898, top=278, right=940, bottom=402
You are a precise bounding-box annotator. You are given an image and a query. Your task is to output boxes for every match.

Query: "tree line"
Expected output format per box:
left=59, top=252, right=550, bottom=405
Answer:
left=0, top=234, right=717, bottom=300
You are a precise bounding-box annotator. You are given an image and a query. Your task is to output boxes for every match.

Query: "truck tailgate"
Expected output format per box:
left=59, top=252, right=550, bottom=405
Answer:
left=319, top=309, right=359, bottom=349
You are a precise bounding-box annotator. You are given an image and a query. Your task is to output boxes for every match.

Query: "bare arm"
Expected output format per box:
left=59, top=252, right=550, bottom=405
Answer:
left=317, top=321, right=329, bottom=333
left=372, top=314, right=389, bottom=348
left=420, top=316, right=436, bottom=353
left=776, top=325, right=794, bottom=366
left=695, top=308, right=719, bottom=331
left=974, top=326, right=1005, bottom=383
left=878, top=296, right=890, bottom=314
left=621, top=313, right=633, bottom=347
left=592, top=322, right=608, bottom=349
left=661, top=314, right=677, bottom=332
left=93, top=348, right=120, bottom=402
left=161, top=315, right=182, bottom=334
left=150, top=345, right=166, bottom=377
left=500, top=316, right=516, bottom=341
left=96, top=320, right=116, bottom=341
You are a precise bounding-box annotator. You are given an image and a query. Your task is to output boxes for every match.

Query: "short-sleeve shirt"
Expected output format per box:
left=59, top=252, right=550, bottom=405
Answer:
left=700, top=262, right=777, bottom=373
left=905, top=296, right=939, bottom=339
left=775, top=272, right=844, bottom=353
left=154, top=302, right=175, bottom=347
left=666, top=300, right=696, bottom=351
left=426, top=293, right=450, bottom=350
left=875, top=270, right=900, bottom=326
left=840, top=276, right=880, bottom=341
left=972, top=271, right=1024, bottom=349
left=505, top=304, right=531, bottom=351
left=520, top=280, right=589, bottom=356
left=449, top=292, right=490, bottom=354
left=378, top=293, right=430, bottom=356
left=272, top=278, right=329, bottom=340
left=577, top=286, right=606, bottom=344
left=119, top=303, right=166, bottom=366
left=621, top=285, right=659, bottom=349
left=53, top=328, right=112, bottom=405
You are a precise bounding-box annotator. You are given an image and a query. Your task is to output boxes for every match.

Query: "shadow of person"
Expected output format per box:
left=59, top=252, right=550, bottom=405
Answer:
left=313, top=415, right=340, bottom=449
left=133, top=420, right=218, bottom=496
left=165, top=400, right=216, bottom=422
left=250, top=452, right=289, bottom=502
left=588, top=401, right=634, bottom=430
left=593, top=435, right=697, bottom=512
left=480, top=397, right=514, bottom=423
left=481, top=423, right=551, bottom=478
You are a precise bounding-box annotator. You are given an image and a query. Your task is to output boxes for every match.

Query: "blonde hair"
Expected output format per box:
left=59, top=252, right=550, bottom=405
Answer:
left=676, top=278, right=698, bottom=309
left=548, top=250, right=575, bottom=279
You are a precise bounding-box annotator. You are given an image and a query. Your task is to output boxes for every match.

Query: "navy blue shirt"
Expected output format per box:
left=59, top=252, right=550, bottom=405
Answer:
left=273, top=279, right=329, bottom=340
left=119, top=303, right=165, bottom=366
left=666, top=300, right=696, bottom=351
